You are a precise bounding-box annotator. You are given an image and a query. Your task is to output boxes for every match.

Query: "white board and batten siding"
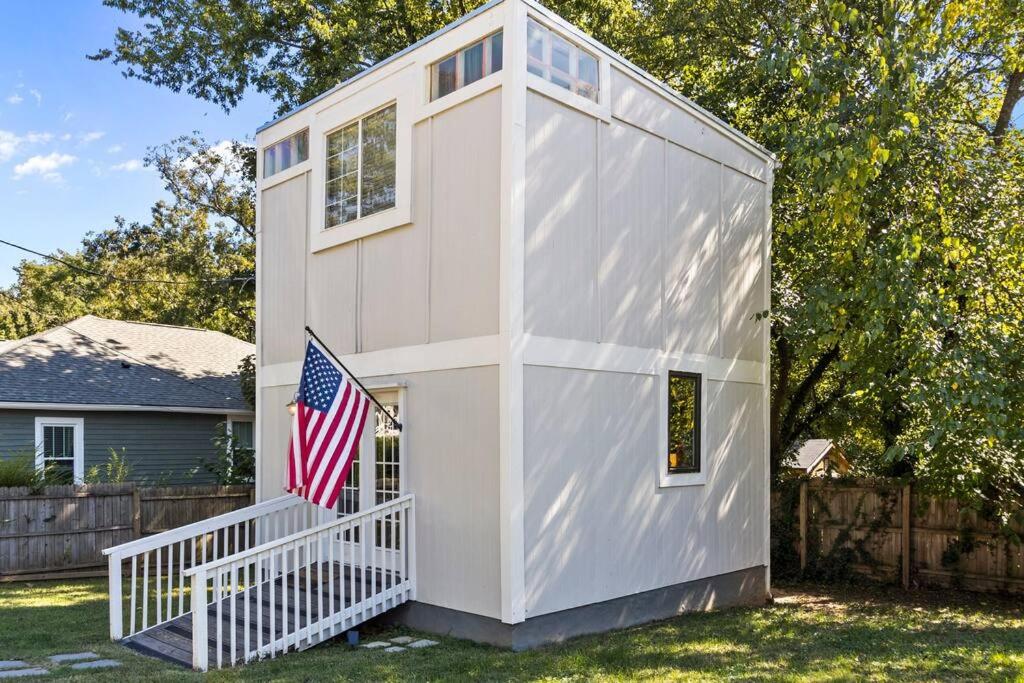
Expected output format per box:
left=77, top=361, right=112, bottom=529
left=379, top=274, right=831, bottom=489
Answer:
left=255, top=0, right=774, bottom=627
left=256, top=3, right=507, bottom=621
left=521, top=57, right=772, bottom=615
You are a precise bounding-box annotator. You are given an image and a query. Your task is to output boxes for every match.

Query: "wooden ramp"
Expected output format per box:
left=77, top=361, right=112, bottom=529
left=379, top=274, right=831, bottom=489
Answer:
left=124, top=563, right=400, bottom=669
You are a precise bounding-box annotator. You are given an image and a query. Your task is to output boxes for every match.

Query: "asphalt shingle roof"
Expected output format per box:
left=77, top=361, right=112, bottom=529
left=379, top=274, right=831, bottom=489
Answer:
left=793, top=439, right=834, bottom=471
left=0, top=316, right=254, bottom=412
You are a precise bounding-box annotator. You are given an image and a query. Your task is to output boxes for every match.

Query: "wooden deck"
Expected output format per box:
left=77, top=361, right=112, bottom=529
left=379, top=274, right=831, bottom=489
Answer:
left=124, top=563, right=400, bottom=668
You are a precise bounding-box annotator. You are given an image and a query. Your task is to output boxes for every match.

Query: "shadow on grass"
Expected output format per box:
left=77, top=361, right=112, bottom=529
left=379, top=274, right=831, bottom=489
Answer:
left=2, top=579, right=1022, bottom=682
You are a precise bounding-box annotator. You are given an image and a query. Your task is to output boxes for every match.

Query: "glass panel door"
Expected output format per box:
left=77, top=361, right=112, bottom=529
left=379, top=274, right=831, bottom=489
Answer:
left=336, top=396, right=402, bottom=554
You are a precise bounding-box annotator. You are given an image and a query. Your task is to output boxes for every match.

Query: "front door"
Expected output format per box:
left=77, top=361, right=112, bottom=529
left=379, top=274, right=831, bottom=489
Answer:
left=336, top=391, right=403, bottom=567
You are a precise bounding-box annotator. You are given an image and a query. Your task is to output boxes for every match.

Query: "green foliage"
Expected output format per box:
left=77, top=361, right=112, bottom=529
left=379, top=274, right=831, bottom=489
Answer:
left=204, top=422, right=256, bottom=485
left=84, top=448, right=133, bottom=484
left=0, top=135, right=255, bottom=343
left=239, top=353, right=256, bottom=411
left=0, top=453, right=44, bottom=490
left=89, top=0, right=1024, bottom=521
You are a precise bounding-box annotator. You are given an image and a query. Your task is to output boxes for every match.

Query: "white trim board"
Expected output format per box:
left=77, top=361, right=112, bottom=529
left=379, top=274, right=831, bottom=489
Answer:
left=498, top=0, right=529, bottom=626
left=0, top=402, right=253, bottom=416
left=522, top=335, right=765, bottom=384
left=259, top=335, right=502, bottom=388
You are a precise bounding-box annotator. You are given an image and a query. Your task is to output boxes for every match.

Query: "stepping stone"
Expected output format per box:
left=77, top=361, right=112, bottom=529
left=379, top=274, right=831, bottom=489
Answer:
left=0, top=665, right=28, bottom=672
left=362, top=641, right=390, bottom=649
left=384, top=646, right=406, bottom=653
left=408, top=639, right=438, bottom=649
left=70, top=660, right=121, bottom=670
left=49, top=652, right=99, bottom=663
left=0, top=670, right=47, bottom=679
left=390, top=636, right=415, bottom=644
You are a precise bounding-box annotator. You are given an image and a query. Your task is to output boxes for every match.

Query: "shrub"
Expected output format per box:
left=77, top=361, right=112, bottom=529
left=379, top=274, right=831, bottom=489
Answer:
left=203, top=422, right=255, bottom=485
left=84, top=448, right=133, bottom=484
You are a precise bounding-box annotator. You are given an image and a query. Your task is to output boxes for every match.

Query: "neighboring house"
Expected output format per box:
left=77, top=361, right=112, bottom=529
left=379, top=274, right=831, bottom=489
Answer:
left=0, top=315, right=255, bottom=484
left=254, top=0, right=774, bottom=648
left=787, top=439, right=851, bottom=477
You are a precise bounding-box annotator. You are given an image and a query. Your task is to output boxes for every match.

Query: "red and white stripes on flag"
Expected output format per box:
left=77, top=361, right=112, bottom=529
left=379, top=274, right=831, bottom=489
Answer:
left=285, top=340, right=371, bottom=509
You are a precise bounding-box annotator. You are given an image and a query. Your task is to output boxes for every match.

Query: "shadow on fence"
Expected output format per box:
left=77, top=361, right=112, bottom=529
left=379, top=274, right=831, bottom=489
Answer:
left=772, top=478, right=1024, bottom=594
left=0, top=483, right=254, bottom=580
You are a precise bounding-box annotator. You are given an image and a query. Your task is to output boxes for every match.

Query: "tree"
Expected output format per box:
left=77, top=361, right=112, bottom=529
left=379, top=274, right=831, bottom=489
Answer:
left=93, top=0, right=1024, bottom=518
left=1, top=136, right=256, bottom=342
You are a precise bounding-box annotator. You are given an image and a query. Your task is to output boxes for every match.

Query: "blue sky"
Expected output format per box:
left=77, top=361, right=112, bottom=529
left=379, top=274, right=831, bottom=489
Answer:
left=0, top=2, right=273, bottom=287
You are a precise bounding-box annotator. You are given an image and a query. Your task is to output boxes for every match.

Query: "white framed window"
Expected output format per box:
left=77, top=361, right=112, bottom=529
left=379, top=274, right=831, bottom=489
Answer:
left=526, top=17, right=599, bottom=102
left=308, top=71, right=414, bottom=252
left=34, top=417, right=85, bottom=484
left=324, top=104, right=397, bottom=228
left=226, top=418, right=254, bottom=451
left=263, top=129, right=309, bottom=178
left=658, top=368, right=708, bottom=488
left=430, top=31, right=504, bottom=101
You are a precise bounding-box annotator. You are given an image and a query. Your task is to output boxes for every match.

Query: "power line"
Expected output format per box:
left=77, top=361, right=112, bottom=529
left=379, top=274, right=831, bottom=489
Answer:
left=0, top=238, right=253, bottom=286
left=0, top=291, right=241, bottom=404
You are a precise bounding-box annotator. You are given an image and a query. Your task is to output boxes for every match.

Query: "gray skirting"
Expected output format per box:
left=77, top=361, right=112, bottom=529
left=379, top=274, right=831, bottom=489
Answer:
left=375, top=565, right=767, bottom=650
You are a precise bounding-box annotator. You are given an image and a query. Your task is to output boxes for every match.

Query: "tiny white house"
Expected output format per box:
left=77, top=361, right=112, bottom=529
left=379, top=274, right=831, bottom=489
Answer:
left=103, top=0, right=774, bottom=668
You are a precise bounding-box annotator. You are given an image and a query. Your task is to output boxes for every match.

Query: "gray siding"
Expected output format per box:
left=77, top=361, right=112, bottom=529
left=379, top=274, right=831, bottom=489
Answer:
left=0, top=409, right=228, bottom=484
left=523, top=367, right=766, bottom=618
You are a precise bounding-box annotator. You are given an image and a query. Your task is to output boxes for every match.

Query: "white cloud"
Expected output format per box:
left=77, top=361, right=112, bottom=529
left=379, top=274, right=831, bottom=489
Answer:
left=0, top=131, right=18, bottom=162
left=13, top=152, right=76, bottom=181
left=23, top=131, right=53, bottom=144
left=62, top=112, right=74, bottom=122
left=78, top=131, right=106, bottom=145
left=60, top=133, right=72, bottom=141
left=110, top=159, right=143, bottom=172
left=106, top=144, right=123, bottom=154
left=6, top=93, right=23, bottom=105
left=29, top=89, right=41, bottom=106
left=0, top=130, right=54, bottom=162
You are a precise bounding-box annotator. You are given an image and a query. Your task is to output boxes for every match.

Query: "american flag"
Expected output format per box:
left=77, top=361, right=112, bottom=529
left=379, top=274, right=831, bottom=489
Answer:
left=286, top=340, right=370, bottom=509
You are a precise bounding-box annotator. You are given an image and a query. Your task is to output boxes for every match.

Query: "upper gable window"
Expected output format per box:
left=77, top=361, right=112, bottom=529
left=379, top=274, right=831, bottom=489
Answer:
left=263, top=129, right=308, bottom=178
left=526, top=18, right=599, bottom=102
left=430, top=31, right=503, bottom=101
left=325, top=104, right=397, bottom=228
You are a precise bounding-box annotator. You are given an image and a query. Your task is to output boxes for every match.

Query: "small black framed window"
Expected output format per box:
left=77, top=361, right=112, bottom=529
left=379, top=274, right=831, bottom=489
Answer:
left=667, top=371, right=701, bottom=474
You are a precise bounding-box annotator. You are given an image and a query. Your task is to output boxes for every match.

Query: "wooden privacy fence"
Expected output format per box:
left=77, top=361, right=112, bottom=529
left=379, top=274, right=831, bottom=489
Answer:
left=0, top=483, right=254, bottom=579
left=776, top=479, right=1024, bottom=594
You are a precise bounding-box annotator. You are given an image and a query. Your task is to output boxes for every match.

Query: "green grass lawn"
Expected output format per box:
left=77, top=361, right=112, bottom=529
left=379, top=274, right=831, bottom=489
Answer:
left=1, top=578, right=1021, bottom=681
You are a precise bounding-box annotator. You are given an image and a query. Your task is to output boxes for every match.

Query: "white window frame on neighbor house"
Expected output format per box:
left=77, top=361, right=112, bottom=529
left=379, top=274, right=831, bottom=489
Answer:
left=658, top=366, right=709, bottom=488
left=225, top=417, right=255, bottom=450
left=34, top=416, right=85, bottom=484
left=308, top=71, right=415, bottom=252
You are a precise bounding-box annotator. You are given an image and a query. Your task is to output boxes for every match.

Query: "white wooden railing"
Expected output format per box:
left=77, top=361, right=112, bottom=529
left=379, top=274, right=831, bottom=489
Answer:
left=103, top=493, right=318, bottom=641
left=184, top=494, right=415, bottom=670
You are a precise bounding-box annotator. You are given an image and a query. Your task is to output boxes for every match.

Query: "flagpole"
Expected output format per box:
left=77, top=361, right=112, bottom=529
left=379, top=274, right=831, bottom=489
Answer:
left=303, top=325, right=403, bottom=431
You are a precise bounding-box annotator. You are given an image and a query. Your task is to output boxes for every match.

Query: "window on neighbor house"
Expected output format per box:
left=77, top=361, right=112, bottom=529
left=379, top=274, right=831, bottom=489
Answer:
left=36, top=419, right=82, bottom=483
left=430, top=31, right=504, bottom=101
left=526, top=18, right=599, bottom=102
left=229, top=420, right=254, bottom=451
left=325, top=104, right=397, bottom=228
left=667, top=372, right=701, bottom=474
left=263, top=129, right=309, bottom=178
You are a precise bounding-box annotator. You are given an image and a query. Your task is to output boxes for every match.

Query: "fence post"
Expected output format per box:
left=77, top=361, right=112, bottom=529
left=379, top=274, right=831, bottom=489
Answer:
left=132, top=486, right=142, bottom=539
left=902, top=482, right=912, bottom=589
left=798, top=481, right=809, bottom=572
left=108, top=551, right=123, bottom=640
